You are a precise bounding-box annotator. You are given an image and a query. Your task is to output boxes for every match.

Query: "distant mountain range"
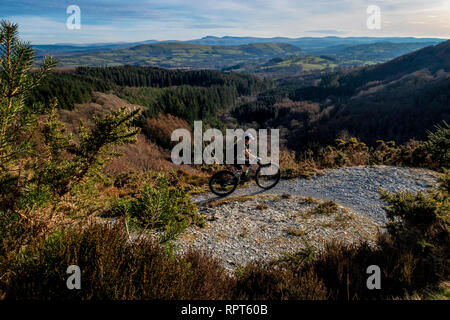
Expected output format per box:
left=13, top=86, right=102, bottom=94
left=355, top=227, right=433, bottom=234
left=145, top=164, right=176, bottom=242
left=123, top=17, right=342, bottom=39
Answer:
left=188, top=36, right=445, bottom=49
left=37, top=37, right=446, bottom=74
left=34, top=36, right=446, bottom=56
left=50, top=42, right=307, bottom=69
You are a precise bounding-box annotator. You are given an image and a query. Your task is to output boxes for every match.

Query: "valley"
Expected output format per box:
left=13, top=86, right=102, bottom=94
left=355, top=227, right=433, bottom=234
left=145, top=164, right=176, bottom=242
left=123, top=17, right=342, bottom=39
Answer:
left=1, top=19, right=449, bottom=300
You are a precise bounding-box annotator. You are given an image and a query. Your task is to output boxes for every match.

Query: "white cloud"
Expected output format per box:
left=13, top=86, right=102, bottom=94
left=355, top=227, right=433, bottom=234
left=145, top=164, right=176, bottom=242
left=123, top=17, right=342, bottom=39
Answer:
left=5, top=0, right=450, bottom=43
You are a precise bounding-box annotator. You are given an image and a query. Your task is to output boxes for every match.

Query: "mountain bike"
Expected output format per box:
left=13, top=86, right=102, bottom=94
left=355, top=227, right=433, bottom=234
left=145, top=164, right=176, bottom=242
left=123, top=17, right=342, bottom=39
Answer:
left=209, top=160, right=281, bottom=197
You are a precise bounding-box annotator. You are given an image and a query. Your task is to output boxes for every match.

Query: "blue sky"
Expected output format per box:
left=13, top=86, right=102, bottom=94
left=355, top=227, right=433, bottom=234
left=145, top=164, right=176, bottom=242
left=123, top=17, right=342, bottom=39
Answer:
left=1, top=0, right=449, bottom=44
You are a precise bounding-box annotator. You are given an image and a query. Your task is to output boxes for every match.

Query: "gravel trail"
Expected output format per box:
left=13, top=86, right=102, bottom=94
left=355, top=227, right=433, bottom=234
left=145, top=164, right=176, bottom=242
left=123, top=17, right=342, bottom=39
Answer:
left=193, top=165, right=439, bottom=223
left=176, top=165, right=440, bottom=270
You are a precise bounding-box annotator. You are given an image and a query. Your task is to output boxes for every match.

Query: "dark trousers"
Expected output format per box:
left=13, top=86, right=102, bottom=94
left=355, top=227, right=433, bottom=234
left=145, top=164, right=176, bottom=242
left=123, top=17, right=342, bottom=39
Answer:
left=233, top=159, right=250, bottom=171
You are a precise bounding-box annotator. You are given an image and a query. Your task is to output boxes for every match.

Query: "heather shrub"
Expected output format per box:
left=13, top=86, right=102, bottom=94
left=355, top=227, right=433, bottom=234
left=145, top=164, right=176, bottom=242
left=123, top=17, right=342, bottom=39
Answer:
left=305, top=241, right=384, bottom=300
left=279, top=148, right=318, bottom=179
left=306, top=172, right=449, bottom=299
left=2, top=172, right=448, bottom=300
left=423, top=121, right=450, bottom=169
left=104, top=134, right=173, bottom=174
left=143, top=113, right=190, bottom=149
left=0, top=222, right=233, bottom=299
left=314, top=201, right=339, bottom=215
left=371, top=139, right=433, bottom=168
left=108, top=174, right=204, bottom=242
left=335, top=137, right=370, bottom=165
left=371, top=140, right=401, bottom=164
left=281, top=125, right=449, bottom=180
left=379, top=171, right=449, bottom=284
left=233, top=261, right=328, bottom=300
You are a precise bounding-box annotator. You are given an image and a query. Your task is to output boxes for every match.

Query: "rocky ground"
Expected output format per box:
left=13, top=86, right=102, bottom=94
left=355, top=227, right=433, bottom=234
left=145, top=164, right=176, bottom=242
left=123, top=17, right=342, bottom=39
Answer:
left=176, top=166, right=439, bottom=271
left=192, top=165, right=439, bottom=223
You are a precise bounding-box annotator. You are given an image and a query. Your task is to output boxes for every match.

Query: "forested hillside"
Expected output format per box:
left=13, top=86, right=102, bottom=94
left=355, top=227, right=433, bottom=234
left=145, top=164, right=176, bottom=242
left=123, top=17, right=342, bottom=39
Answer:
left=75, top=66, right=271, bottom=93
left=290, top=40, right=450, bottom=102
left=310, top=41, right=441, bottom=64
left=231, top=40, right=450, bottom=149
left=27, top=71, right=114, bottom=110
left=314, top=70, right=450, bottom=145
left=29, top=66, right=272, bottom=128
left=30, top=40, right=450, bottom=153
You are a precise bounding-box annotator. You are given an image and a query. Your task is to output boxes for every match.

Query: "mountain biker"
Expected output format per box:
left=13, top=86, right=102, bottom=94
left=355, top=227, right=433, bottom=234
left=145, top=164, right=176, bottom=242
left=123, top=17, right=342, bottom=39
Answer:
left=233, top=133, right=261, bottom=182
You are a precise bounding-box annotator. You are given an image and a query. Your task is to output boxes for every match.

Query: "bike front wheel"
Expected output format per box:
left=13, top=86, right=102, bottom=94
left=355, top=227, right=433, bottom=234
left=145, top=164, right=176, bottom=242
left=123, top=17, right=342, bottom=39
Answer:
left=209, top=170, right=239, bottom=197
left=255, top=163, right=281, bottom=190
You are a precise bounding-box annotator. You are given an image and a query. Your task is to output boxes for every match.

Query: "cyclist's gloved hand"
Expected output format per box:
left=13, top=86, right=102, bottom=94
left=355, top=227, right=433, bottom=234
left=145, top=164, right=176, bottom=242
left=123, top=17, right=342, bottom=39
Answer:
left=257, top=157, right=262, bottom=163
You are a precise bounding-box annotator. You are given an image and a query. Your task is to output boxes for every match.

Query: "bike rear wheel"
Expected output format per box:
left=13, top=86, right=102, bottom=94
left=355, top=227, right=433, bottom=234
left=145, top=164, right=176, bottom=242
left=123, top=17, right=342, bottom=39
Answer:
left=255, top=163, right=281, bottom=190
left=209, top=170, right=239, bottom=197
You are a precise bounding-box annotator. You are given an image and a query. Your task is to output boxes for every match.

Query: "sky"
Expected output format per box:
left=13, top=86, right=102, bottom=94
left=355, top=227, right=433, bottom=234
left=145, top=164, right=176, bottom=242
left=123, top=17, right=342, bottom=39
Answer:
left=1, top=0, right=449, bottom=44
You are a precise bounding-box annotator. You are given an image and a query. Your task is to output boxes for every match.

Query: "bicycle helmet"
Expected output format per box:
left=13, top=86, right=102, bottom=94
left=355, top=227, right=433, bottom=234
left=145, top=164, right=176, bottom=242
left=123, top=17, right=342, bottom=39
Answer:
left=244, top=133, right=255, bottom=141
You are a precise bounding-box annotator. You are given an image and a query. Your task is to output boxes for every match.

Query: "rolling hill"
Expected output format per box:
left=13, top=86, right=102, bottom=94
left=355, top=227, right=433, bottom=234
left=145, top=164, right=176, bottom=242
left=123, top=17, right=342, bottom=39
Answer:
left=55, top=42, right=306, bottom=69
left=361, top=39, right=450, bottom=80
left=299, top=40, right=450, bottom=145
left=222, top=55, right=339, bottom=78
left=290, top=40, right=450, bottom=101
left=315, top=70, right=450, bottom=145
left=232, top=40, right=450, bottom=149
left=218, top=42, right=445, bottom=79
left=33, top=40, right=160, bottom=58
left=309, top=42, right=441, bottom=65
left=45, top=37, right=447, bottom=73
